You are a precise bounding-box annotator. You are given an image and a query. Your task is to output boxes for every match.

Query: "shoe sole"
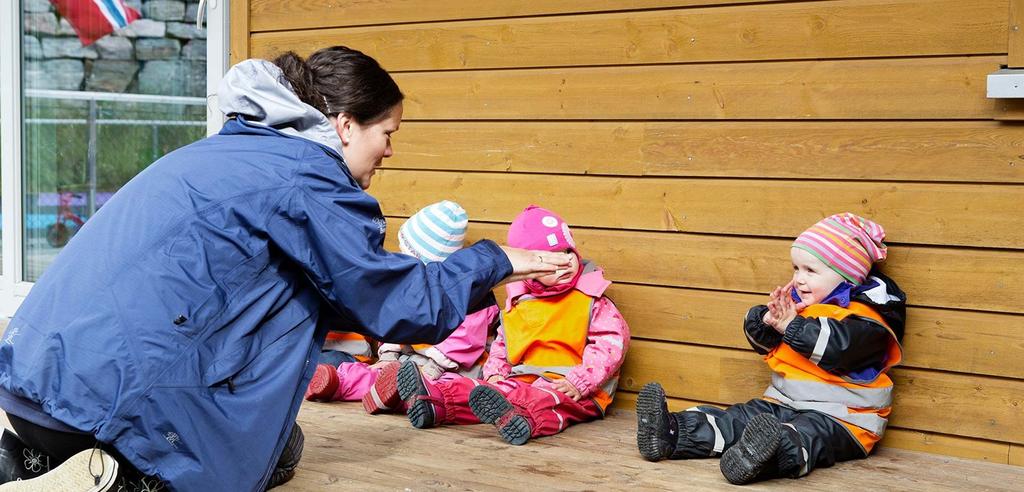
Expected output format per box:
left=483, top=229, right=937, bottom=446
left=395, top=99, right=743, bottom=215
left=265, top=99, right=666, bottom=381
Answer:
left=2, top=448, right=118, bottom=492
left=469, top=385, right=531, bottom=446
left=362, top=362, right=401, bottom=414
left=636, top=382, right=673, bottom=462
left=719, top=413, right=782, bottom=485
left=396, top=361, right=435, bottom=428
left=304, top=364, right=338, bottom=401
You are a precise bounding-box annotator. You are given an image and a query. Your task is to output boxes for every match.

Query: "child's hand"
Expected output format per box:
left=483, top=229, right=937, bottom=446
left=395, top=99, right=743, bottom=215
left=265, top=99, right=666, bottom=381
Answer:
left=764, top=283, right=798, bottom=334
left=369, top=359, right=397, bottom=370
left=421, top=360, right=445, bottom=381
left=770, top=283, right=798, bottom=334
left=764, top=285, right=783, bottom=328
left=486, top=374, right=505, bottom=384
left=552, top=379, right=582, bottom=401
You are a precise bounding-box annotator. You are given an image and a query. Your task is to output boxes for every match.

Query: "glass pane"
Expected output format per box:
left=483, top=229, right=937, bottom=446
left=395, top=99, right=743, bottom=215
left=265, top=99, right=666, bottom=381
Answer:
left=21, top=0, right=207, bottom=281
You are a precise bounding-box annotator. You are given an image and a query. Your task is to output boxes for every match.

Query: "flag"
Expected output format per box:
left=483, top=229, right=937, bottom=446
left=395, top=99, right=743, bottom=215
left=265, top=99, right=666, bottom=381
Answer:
left=50, top=0, right=142, bottom=46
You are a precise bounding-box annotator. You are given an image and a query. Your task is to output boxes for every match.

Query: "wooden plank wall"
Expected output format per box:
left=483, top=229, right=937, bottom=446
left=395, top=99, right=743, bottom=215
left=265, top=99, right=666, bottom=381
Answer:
left=238, top=0, right=1024, bottom=464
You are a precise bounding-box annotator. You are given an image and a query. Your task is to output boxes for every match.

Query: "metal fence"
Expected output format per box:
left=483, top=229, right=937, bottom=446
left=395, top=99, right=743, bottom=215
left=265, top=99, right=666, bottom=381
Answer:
left=24, top=89, right=207, bottom=217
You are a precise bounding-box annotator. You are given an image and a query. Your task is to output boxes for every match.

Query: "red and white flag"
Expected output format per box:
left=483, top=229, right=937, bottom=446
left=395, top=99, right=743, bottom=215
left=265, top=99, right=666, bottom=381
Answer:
left=50, top=0, right=142, bottom=46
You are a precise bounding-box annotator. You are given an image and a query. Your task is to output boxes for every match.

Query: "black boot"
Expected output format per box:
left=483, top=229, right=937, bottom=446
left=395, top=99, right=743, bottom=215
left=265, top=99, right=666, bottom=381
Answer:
left=265, top=423, right=304, bottom=490
left=0, top=429, right=51, bottom=483
left=636, top=382, right=679, bottom=461
left=719, top=413, right=783, bottom=485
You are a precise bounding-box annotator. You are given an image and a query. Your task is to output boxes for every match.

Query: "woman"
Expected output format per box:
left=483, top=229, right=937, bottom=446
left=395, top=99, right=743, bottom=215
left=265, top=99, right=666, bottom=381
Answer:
left=0, top=47, right=568, bottom=491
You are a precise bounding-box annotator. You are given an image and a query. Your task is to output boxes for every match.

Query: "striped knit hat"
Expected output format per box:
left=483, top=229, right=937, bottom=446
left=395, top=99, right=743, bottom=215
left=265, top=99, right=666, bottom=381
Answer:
left=792, top=213, right=887, bottom=285
left=398, top=201, right=469, bottom=263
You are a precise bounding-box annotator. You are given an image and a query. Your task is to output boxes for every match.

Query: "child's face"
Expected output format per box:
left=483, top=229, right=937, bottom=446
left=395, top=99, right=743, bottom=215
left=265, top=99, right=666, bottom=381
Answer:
left=535, top=250, right=580, bottom=287
left=790, top=248, right=846, bottom=305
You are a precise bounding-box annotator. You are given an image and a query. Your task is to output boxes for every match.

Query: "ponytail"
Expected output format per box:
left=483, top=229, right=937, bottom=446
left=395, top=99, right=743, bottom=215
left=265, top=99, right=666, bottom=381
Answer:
left=272, top=52, right=330, bottom=115
left=271, top=47, right=403, bottom=123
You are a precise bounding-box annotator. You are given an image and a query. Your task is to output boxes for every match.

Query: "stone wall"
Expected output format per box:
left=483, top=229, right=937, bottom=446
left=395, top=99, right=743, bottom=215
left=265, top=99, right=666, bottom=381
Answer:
left=23, top=0, right=206, bottom=97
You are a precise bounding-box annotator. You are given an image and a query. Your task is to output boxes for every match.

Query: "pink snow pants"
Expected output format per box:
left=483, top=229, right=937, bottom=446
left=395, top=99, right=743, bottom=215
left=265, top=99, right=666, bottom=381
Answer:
left=427, top=376, right=603, bottom=438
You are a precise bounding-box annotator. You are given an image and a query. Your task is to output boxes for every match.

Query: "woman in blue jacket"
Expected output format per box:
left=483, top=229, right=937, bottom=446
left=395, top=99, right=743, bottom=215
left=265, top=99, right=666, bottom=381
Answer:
left=0, top=46, right=568, bottom=491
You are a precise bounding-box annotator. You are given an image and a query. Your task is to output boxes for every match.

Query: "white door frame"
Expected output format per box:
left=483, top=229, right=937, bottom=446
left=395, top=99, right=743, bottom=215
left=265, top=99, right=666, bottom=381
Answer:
left=0, top=0, right=232, bottom=317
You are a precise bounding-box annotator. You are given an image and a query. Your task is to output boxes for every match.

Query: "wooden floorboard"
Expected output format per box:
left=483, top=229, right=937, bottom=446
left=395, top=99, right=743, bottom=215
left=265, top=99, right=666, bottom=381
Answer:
left=3, top=403, right=1023, bottom=490
left=280, top=402, right=1024, bottom=491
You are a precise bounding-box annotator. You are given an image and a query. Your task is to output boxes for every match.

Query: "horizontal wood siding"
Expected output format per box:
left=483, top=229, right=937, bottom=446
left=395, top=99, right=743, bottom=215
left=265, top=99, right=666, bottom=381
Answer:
left=240, top=0, right=1023, bottom=464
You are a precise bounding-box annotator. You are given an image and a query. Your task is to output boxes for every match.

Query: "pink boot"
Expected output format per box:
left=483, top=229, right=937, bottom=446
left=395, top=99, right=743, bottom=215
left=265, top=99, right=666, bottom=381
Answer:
left=304, top=364, right=339, bottom=401
left=361, top=361, right=401, bottom=414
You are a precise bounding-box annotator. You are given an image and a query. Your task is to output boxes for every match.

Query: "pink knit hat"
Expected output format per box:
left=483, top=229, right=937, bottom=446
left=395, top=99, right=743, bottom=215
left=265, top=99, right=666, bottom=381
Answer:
left=792, top=213, right=887, bottom=285
left=507, top=205, right=577, bottom=253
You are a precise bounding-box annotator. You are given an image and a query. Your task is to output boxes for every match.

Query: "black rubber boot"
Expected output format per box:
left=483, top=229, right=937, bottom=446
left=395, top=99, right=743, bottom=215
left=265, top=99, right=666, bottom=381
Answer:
left=635, top=382, right=678, bottom=462
left=719, top=413, right=783, bottom=485
left=0, top=429, right=51, bottom=484
left=265, top=424, right=304, bottom=490
left=468, top=385, right=531, bottom=446
left=396, top=361, right=436, bottom=429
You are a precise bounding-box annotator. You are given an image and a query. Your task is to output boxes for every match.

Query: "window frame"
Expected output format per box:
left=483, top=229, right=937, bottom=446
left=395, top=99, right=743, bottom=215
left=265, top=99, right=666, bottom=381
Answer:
left=0, top=0, right=231, bottom=317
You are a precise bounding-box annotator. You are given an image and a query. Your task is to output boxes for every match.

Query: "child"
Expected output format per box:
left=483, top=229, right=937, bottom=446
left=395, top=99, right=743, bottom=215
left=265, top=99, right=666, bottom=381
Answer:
left=393, top=205, right=630, bottom=445
left=304, top=201, right=500, bottom=415
left=318, top=330, right=376, bottom=367
left=636, top=213, right=906, bottom=484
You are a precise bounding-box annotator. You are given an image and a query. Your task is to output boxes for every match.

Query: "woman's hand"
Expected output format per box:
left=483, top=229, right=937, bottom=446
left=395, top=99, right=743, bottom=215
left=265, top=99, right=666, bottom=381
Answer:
left=498, top=246, right=573, bottom=284
left=486, top=374, right=506, bottom=384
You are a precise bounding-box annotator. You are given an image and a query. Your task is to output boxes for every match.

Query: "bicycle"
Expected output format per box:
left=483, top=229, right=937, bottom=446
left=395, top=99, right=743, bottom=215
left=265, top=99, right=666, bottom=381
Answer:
left=45, top=187, right=86, bottom=248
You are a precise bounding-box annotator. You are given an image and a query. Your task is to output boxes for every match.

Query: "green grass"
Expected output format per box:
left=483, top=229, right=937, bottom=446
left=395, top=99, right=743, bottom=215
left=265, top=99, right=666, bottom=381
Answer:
left=24, top=98, right=206, bottom=194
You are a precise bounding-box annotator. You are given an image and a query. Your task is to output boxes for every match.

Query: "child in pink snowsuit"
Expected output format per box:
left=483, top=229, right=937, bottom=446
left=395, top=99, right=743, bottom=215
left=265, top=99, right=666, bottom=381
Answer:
left=394, top=205, right=630, bottom=445
left=304, top=201, right=499, bottom=415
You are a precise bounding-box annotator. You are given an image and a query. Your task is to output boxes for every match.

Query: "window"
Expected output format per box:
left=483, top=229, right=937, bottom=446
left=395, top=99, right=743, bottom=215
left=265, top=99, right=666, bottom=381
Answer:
left=0, top=0, right=228, bottom=311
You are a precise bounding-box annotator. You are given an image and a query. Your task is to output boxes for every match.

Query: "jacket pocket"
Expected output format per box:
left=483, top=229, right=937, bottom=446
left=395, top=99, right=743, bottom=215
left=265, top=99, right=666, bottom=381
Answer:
left=171, top=285, right=228, bottom=339
left=201, top=301, right=314, bottom=389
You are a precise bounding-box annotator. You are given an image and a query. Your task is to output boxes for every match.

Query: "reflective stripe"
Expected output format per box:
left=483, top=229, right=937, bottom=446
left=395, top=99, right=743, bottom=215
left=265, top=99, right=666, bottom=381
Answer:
left=765, top=385, right=889, bottom=436
left=781, top=423, right=810, bottom=476
left=603, top=336, right=624, bottom=350
left=705, top=414, right=725, bottom=455
left=535, top=388, right=565, bottom=431
left=601, top=378, right=618, bottom=397
left=537, top=387, right=561, bottom=405
left=510, top=364, right=575, bottom=377
left=768, top=373, right=892, bottom=409
left=369, top=386, right=387, bottom=410
left=809, top=317, right=831, bottom=365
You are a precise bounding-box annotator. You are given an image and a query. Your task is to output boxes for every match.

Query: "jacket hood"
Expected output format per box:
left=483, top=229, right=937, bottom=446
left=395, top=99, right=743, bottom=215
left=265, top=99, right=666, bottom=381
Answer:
left=852, top=270, right=907, bottom=341
left=504, top=260, right=611, bottom=311
left=218, top=59, right=343, bottom=155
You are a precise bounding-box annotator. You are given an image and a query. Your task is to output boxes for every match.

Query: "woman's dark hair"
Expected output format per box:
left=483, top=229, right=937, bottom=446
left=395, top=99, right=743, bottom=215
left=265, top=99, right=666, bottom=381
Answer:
left=272, top=46, right=404, bottom=123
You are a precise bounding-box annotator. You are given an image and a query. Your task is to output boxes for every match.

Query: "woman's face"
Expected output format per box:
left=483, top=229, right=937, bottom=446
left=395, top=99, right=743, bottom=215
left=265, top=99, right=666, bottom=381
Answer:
left=334, top=103, right=403, bottom=190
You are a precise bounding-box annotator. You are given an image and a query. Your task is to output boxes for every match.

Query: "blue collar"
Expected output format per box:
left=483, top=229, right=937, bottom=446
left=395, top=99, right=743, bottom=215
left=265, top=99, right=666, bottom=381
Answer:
left=790, top=281, right=867, bottom=308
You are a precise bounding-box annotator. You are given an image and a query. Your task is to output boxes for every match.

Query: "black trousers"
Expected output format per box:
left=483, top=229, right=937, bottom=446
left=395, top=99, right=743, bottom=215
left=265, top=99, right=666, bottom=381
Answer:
left=7, top=414, right=303, bottom=490
left=670, top=399, right=867, bottom=478
left=7, top=413, right=148, bottom=486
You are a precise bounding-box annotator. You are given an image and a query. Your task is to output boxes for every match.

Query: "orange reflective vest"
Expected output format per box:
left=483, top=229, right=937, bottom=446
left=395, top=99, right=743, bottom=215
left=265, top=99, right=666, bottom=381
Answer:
left=762, top=302, right=903, bottom=453
left=324, top=331, right=374, bottom=363
left=501, top=289, right=617, bottom=412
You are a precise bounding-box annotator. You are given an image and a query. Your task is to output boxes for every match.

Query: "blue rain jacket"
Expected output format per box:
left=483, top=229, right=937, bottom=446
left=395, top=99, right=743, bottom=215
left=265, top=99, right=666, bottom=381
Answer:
left=0, top=60, right=510, bottom=491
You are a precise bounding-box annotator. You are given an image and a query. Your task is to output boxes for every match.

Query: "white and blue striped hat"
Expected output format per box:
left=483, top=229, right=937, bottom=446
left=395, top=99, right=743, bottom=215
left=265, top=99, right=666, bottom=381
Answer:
left=398, top=200, right=469, bottom=263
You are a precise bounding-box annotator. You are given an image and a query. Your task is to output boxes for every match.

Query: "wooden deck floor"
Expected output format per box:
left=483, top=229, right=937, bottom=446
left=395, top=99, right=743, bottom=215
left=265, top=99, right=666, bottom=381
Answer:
left=281, top=402, right=1024, bottom=491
